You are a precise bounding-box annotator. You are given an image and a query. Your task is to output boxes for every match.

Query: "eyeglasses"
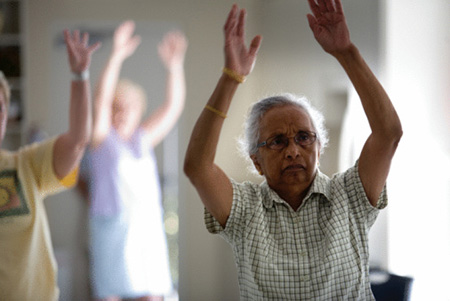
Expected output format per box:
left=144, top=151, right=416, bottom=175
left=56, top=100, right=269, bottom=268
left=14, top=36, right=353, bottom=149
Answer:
left=257, top=131, right=317, bottom=150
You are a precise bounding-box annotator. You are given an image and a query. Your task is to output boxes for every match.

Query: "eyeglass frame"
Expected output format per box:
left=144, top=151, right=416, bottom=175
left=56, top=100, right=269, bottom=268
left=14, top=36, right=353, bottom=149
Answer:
left=256, top=130, right=318, bottom=150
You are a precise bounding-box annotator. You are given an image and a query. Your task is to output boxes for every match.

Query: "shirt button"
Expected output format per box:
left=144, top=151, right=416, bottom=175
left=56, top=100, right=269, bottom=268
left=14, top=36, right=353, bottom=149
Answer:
left=300, top=251, right=307, bottom=257
left=301, top=276, right=310, bottom=281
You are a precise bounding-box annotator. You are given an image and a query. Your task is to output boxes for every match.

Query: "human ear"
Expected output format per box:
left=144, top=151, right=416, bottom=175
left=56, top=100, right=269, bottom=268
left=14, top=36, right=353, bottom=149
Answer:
left=250, top=154, right=263, bottom=175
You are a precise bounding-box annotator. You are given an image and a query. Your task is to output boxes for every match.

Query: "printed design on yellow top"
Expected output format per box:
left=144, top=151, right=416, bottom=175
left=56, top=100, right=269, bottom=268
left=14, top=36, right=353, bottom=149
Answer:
left=0, top=170, right=28, bottom=218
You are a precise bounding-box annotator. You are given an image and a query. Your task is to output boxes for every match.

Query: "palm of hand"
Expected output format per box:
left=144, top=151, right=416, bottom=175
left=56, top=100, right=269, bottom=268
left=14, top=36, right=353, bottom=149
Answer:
left=113, top=21, right=141, bottom=59
left=225, top=37, right=255, bottom=76
left=313, top=13, right=350, bottom=53
left=223, top=5, right=261, bottom=77
left=64, top=30, right=99, bottom=73
left=158, top=31, right=187, bottom=68
left=70, top=44, right=92, bottom=72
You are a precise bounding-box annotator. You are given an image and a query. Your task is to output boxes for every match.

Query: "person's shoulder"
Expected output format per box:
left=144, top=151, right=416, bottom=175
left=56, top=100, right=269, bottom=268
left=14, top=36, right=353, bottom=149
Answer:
left=328, top=160, right=373, bottom=204
left=230, top=179, right=271, bottom=208
left=0, top=148, right=17, bottom=157
left=90, top=130, right=116, bottom=154
left=0, top=148, right=18, bottom=170
left=17, top=137, right=57, bottom=156
left=230, top=179, right=263, bottom=194
left=317, top=161, right=361, bottom=202
left=330, top=160, right=359, bottom=183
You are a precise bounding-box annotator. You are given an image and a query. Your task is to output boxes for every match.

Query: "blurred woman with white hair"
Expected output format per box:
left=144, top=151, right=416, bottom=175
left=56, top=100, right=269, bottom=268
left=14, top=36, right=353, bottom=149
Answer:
left=84, top=21, right=187, bottom=301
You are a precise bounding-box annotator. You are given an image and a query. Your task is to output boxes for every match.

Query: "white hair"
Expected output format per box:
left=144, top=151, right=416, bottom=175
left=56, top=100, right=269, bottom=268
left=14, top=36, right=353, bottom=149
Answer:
left=237, top=93, right=329, bottom=173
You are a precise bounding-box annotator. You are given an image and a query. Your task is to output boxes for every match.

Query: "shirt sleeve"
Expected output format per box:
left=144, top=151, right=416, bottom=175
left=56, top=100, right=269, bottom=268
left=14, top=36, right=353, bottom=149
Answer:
left=19, top=137, right=71, bottom=198
left=204, top=179, right=249, bottom=244
left=344, top=160, right=388, bottom=228
left=59, top=166, right=79, bottom=188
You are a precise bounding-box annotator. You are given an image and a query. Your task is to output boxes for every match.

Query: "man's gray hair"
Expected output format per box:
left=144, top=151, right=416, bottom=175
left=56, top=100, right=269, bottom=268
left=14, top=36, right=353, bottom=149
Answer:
left=238, top=93, right=329, bottom=158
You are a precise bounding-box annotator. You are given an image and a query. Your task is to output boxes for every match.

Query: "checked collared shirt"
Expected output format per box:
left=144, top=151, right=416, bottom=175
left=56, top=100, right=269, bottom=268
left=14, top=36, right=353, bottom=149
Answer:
left=205, top=161, right=387, bottom=300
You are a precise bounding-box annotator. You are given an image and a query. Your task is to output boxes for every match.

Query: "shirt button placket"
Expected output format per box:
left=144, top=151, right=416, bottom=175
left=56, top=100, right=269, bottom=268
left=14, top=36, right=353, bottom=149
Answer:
left=293, top=210, right=311, bottom=297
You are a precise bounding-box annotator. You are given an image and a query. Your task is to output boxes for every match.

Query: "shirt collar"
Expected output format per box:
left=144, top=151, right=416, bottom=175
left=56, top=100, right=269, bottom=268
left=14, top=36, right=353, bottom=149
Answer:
left=260, top=169, right=332, bottom=209
left=304, top=169, right=332, bottom=201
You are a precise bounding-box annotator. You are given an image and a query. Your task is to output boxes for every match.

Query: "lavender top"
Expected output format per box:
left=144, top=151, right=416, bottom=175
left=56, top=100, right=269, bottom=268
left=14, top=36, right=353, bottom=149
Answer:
left=88, top=129, right=161, bottom=217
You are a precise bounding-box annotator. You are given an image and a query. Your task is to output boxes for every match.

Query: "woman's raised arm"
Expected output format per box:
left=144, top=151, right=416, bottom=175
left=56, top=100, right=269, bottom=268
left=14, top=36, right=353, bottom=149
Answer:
left=141, top=31, right=187, bottom=148
left=53, top=29, right=100, bottom=181
left=307, top=0, right=403, bottom=206
left=91, top=21, right=141, bottom=148
left=184, top=5, right=262, bottom=227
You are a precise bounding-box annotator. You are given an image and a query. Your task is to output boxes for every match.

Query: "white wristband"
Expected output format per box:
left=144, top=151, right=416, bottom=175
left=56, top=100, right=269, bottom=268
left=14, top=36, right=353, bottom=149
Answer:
left=72, top=70, right=89, bottom=81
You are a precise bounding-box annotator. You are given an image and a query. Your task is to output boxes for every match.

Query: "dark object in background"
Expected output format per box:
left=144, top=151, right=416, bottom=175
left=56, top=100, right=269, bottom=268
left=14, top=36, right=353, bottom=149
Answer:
left=0, top=46, right=21, bottom=77
left=370, top=268, right=414, bottom=301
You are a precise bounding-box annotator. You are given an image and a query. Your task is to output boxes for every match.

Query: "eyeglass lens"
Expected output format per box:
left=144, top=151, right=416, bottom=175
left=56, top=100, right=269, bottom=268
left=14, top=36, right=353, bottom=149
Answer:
left=267, top=131, right=316, bottom=149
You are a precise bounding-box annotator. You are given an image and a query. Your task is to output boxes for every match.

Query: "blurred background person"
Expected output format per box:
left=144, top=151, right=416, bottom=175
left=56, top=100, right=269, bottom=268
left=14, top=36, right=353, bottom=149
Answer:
left=0, top=29, right=100, bottom=300
left=82, top=20, right=187, bottom=301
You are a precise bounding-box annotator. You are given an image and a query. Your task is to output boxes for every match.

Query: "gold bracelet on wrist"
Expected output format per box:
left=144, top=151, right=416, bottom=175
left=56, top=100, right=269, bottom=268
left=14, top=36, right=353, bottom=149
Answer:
left=222, top=67, right=246, bottom=84
left=205, top=104, right=227, bottom=118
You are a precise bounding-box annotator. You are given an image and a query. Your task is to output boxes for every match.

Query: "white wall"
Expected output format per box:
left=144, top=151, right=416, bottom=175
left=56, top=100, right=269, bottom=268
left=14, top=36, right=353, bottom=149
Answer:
left=383, top=0, right=450, bottom=299
left=23, top=0, right=383, bottom=300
